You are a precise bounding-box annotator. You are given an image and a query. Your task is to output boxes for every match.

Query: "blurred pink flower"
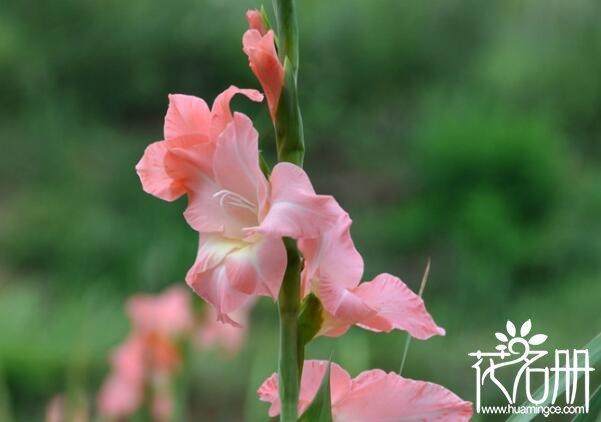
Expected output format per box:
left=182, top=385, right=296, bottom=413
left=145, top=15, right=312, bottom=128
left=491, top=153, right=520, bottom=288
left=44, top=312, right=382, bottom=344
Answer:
left=242, top=26, right=283, bottom=119
left=45, top=395, right=64, bottom=422
left=258, top=360, right=473, bottom=421
left=110, top=335, right=146, bottom=384
left=98, top=287, right=196, bottom=420
left=196, top=305, right=248, bottom=355
left=46, top=394, right=88, bottom=422
left=97, top=374, right=142, bottom=420
left=246, top=10, right=267, bottom=35
left=152, top=393, right=173, bottom=422
left=151, top=374, right=174, bottom=422
left=127, top=286, right=193, bottom=337
left=299, top=211, right=445, bottom=339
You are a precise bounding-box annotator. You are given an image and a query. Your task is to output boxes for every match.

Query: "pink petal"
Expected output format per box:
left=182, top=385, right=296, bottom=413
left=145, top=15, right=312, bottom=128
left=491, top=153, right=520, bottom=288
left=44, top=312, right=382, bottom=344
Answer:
left=183, top=179, right=234, bottom=234
left=317, top=283, right=375, bottom=331
left=258, top=361, right=473, bottom=421
left=246, top=9, right=267, bottom=35
left=210, top=86, right=263, bottom=140
left=176, top=141, right=257, bottom=238
left=316, top=316, right=353, bottom=337
left=257, top=373, right=281, bottom=417
left=335, top=370, right=473, bottom=421
left=196, top=305, right=249, bottom=355
left=136, top=140, right=182, bottom=201
left=184, top=113, right=269, bottom=237
left=190, top=235, right=243, bottom=273
left=97, top=374, right=142, bottom=419
left=257, top=360, right=352, bottom=418
left=135, top=134, right=214, bottom=202
left=186, top=245, right=255, bottom=326
left=127, top=287, right=194, bottom=337
left=296, top=361, right=352, bottom=412
left=224, top=236, right=287, bottom=299
left=352, top=273, right=445, bottom=340
left=152, top=391, right=174, bottom=422
left=213, top=112, right=268, bottom=218
left=109, top=336, right=146, bottom=384
left=299, top=214, right=363, bottom=295
left=164, top=94, right=211, bottom=140
left=252, top=162, right=339, bottom=240
left=45, top=395, right=63, bottom=422
left=242, top=30, right=284, bottom=119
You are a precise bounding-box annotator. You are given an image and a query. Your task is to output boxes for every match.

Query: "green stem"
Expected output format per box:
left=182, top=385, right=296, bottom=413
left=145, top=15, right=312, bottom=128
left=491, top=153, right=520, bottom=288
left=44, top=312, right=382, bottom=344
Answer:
left=272, top=1, right=304, bottom=421
left=278, top=238, right=301, bottom=422
left=399, top=258, right=431, bottom=375
left=272, top=0, right=299, bottom=73
left=273, top=0, right=304, bottom=167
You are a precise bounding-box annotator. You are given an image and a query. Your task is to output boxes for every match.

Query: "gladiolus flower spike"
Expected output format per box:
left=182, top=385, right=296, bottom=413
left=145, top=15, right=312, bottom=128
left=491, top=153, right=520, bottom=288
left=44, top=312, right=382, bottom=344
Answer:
left=135, top=1, right=473, bottom=420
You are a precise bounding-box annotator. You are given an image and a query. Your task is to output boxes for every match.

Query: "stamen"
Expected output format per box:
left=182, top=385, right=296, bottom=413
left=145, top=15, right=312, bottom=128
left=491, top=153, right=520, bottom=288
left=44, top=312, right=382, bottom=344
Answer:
left=212, top=190, right=258, bottom=215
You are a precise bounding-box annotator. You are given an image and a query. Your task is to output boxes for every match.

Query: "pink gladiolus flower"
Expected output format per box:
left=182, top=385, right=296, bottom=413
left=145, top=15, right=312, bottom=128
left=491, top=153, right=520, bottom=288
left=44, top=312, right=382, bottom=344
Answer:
left=137, top=89, right=338, bottom=325
left=258, top=360, right=473, bottom=421
left=183, top=113, right=338, bottom=324
left=246, top=10, right=267, bottom=35
left=242, top=27, right=283, bottom=119
left=299, top=212, right=445, bottom=339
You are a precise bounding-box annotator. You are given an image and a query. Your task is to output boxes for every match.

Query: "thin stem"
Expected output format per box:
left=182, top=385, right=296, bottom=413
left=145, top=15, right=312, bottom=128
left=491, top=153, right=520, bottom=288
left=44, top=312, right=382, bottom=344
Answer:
left=399, top=258, right=431, bottom=375
left=272, top=0, right=299, bottom=74
left=278, top=238, right=301, bottom=422
left=272, top=1, right=304, bottom=420
left=273, top=0, right=304, bottom=166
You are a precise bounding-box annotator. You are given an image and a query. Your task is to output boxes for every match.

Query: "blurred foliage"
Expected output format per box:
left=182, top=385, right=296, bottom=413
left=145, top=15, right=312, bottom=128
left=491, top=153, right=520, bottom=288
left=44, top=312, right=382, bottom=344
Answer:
left=0, top=0, right=600, bottom=420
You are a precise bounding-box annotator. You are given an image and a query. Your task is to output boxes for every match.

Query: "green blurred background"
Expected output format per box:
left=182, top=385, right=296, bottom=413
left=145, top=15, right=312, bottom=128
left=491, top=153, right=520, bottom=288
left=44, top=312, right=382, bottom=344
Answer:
left=1, top=0, right=600, bottom=420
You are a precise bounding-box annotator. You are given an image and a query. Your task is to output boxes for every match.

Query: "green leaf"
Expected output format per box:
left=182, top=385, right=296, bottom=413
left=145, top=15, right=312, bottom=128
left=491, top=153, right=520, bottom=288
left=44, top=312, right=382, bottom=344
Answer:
left=506, top=332, right=601, bottom=422
left=298, top=362, right=333, bottom=422
left=297, top=293, right=324, bottom=375
left=260, top=5, right=273, bottom=31
left=572, top=384, right=601, bottom=422
left=298, top=294, right=323, bottom=347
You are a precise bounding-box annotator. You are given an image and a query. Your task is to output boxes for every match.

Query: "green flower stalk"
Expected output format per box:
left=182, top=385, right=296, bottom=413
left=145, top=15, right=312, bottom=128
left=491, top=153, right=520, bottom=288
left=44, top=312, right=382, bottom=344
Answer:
left=272, top=1, right=304, bottom=420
